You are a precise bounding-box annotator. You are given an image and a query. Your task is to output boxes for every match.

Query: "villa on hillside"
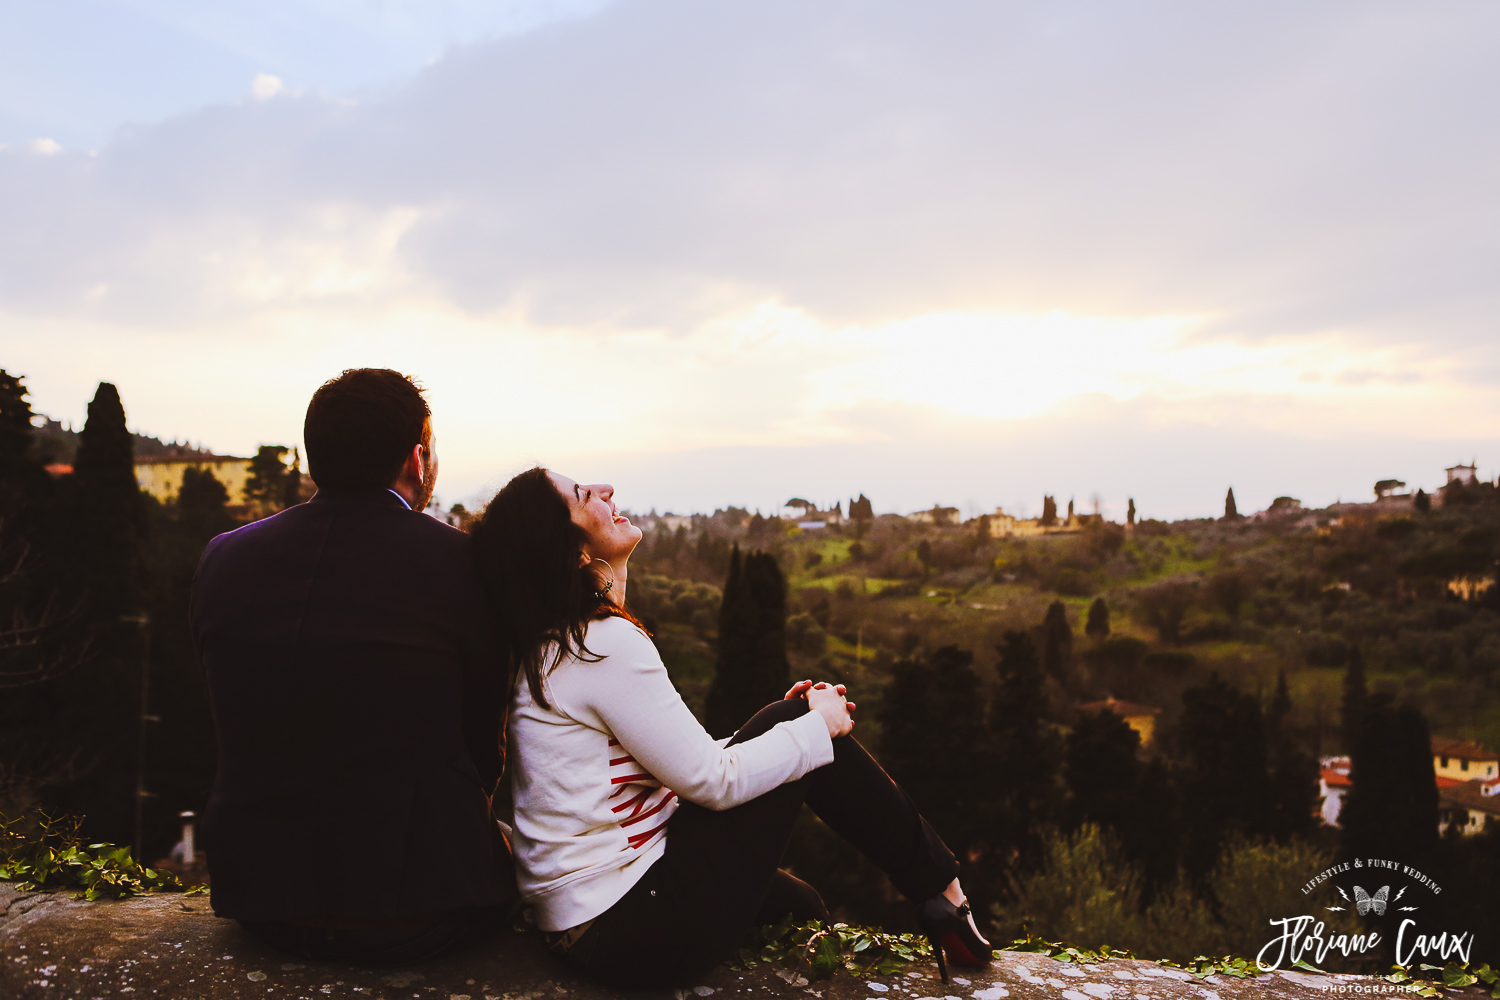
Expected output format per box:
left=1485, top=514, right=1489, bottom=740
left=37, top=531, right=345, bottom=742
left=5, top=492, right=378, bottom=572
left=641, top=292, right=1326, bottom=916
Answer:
left=134, top=454, right=253, bottom=505
left=1434, top=739, right=1500, bottom=782
left=907, top=505, right=960, bottom=526
left=1278, top=463, right=1490, bottom=525
left=975, top=506, right=1094, bottom=538
left=1320, top=739, right=1500, bottom=835
left=785, top=498, right=844, bottom=529
left=1447, top=463, right=1478, bottom=486
left=1319, top=756, right=1351, bottom=827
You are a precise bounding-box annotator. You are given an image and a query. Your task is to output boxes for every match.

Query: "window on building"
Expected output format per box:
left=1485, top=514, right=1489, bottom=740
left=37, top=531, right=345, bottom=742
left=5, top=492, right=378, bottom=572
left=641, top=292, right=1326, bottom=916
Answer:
left=1463, top=760, right=1470, bottom=772
left=1442, top=756, right=1450, bottom=768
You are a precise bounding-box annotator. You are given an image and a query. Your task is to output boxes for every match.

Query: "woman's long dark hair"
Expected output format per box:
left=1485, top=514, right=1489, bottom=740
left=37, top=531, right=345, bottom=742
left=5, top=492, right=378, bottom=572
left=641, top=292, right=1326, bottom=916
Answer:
left=471, top=466, right=637, bottom=709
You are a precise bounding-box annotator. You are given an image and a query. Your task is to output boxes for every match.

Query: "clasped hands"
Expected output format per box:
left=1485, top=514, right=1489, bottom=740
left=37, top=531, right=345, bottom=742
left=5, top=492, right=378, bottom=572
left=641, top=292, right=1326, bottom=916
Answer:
left=783, top=678, right=855, bottom=738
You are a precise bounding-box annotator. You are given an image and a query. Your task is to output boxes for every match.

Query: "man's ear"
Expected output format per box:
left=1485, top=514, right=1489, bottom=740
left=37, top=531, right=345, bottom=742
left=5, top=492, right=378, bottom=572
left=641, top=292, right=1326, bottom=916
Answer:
left=404, top=443, right=425, bottom=483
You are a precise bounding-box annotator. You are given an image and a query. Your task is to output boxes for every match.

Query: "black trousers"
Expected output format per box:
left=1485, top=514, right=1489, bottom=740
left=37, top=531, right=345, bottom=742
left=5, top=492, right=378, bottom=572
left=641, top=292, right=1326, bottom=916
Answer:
left=568, top=699, right=960, bottom=988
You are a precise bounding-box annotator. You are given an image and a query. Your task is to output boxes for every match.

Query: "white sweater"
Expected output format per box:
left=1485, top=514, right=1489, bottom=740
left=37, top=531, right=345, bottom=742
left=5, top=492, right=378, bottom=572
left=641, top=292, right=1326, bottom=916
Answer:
left=508, top=615, right=834, bottom=932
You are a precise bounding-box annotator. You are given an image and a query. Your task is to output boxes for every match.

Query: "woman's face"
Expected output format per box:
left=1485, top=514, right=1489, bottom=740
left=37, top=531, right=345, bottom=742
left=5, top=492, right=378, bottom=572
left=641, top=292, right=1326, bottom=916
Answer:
left=548, top=472, right=643, bottom=565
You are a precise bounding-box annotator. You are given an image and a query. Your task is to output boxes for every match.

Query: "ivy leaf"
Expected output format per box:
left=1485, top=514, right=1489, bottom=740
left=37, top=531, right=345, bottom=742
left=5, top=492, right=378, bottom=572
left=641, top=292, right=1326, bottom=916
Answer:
left=810, top=933, right=843, bottom=980
left=1443, top=965, right=1479, bottom=988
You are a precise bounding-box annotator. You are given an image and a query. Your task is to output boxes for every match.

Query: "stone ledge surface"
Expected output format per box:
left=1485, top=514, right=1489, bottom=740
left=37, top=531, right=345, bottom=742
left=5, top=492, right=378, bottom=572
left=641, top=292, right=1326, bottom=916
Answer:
left=0, top=884, right=1483, bottom=999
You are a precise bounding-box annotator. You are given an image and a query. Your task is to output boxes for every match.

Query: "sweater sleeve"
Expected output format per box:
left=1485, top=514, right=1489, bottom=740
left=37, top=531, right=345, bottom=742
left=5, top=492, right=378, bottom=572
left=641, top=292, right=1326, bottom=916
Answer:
left=556, top=618, right=834, bottom=811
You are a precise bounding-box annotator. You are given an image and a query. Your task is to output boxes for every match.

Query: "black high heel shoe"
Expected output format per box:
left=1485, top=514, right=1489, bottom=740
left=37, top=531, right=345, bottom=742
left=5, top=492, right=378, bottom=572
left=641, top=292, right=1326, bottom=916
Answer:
left=915, top=894, right=992, bottom=983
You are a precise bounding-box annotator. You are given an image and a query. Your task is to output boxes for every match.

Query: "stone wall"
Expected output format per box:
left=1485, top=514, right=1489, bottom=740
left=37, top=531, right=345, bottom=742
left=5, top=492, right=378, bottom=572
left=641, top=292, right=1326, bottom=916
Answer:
left=0, top=885, right=1481, bottom=999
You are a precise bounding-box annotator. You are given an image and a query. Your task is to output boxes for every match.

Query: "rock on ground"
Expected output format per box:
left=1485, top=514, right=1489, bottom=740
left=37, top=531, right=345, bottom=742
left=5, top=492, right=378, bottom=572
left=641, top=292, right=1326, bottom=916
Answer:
left=0, top=884, right=1483, bottom=999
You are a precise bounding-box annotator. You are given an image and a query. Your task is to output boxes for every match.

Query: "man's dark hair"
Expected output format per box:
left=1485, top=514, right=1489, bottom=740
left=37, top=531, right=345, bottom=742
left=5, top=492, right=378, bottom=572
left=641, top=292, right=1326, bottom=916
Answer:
left=304, top=369, right=430, bottom=488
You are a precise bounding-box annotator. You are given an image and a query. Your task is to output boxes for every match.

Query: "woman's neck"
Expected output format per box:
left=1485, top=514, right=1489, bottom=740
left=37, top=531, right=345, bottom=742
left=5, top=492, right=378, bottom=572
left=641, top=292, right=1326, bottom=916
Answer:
left=609, top=560, right=629, bottom=608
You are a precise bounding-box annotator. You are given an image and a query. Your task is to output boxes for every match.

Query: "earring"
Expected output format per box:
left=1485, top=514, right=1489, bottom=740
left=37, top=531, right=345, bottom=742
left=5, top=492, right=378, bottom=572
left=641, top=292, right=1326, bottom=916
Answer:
left=590, top=557, right=616, bottom=597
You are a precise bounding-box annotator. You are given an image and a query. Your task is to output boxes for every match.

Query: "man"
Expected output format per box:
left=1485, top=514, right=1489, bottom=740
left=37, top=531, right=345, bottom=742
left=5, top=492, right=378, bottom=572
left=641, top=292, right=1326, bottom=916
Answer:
left=192, top=368, right=509, bottom=963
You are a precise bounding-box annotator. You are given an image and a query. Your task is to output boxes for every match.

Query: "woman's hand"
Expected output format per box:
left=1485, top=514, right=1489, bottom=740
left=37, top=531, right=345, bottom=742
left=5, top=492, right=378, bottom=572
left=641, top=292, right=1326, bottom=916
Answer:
left=783, top=679, right=814, bottom=701
left=806, top=682, right=854, bottom=739
left=784, top=679, right=856, bottom=713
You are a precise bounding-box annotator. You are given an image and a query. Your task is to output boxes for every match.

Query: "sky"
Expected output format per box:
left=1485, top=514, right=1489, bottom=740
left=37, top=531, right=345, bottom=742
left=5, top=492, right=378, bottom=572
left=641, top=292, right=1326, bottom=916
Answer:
left=2, top=0, right=1497, bottom=519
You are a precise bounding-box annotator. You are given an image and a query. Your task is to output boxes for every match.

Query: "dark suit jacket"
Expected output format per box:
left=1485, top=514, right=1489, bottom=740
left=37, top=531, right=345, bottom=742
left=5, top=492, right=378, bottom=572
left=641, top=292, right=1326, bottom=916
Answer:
left=191, top=487, right=505, bottom=921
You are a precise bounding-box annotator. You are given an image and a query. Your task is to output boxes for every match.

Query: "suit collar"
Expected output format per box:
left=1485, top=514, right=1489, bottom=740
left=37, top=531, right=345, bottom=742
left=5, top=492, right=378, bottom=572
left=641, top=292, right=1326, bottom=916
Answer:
left=308, top=486, right=412, bottom=509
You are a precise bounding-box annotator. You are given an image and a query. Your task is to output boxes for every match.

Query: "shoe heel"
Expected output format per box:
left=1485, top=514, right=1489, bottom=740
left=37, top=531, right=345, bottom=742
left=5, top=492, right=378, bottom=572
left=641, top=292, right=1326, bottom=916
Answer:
left=928, top=933, right=949, bottom=983
left=941, top=931, right=979, bottom=966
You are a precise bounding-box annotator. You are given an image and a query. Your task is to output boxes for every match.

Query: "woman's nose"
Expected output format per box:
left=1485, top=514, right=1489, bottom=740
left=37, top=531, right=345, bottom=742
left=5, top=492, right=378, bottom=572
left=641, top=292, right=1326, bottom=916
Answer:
left=597, top=484, right=615, bottom=501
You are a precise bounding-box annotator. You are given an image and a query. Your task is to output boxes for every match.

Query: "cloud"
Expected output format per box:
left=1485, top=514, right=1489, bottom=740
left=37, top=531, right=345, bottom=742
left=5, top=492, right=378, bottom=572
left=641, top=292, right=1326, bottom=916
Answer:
left=2, top=0, right=1498, bottom=516
left=250, top=73, right=287, bottom=101
left=2, top=0, right=1497, bottom=341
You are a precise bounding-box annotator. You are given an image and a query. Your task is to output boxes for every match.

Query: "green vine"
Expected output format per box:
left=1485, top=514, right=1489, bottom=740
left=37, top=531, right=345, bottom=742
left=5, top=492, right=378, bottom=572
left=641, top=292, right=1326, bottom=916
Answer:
left=0, top=810, right=205, bottom=901
left=1001, top=931, right=1259, bottom=980
left=731, top=920, right=1500, bottom=995
left=1380, top=961, right=1500, bottom=998
left=731, top=917, right=932, bottom=980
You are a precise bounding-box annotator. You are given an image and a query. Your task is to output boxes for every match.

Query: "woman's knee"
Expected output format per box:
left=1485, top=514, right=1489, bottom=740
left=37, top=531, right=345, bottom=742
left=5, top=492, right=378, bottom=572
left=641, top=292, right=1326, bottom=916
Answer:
left=725, top=699, right=808, bottom=746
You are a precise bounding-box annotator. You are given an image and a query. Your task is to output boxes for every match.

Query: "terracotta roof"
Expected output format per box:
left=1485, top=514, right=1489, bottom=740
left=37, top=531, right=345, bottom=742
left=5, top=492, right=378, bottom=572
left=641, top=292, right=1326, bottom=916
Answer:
left=1321, top=767, right=1352, bottom=789
left=1439, top=780, right=1500, bottom=815
left=1432, top=739, right=1498, bottom=761
left=1078, top=698, right=1160, bottom=719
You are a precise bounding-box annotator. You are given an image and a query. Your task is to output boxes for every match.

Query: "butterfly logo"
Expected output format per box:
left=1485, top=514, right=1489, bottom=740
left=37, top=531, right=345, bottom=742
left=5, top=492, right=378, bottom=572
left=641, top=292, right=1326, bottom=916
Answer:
left=1354, top=885, right=1389, bottom=916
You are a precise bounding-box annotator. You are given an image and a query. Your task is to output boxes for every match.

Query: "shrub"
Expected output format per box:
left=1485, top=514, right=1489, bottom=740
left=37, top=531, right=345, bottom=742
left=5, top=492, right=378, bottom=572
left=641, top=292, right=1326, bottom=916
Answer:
left=994, top=825, right=1337, bottom=964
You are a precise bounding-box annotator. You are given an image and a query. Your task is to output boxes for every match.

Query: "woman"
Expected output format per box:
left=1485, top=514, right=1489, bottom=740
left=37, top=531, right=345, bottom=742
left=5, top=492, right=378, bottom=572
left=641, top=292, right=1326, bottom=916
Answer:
left=472, top=467, right=990, bottom=988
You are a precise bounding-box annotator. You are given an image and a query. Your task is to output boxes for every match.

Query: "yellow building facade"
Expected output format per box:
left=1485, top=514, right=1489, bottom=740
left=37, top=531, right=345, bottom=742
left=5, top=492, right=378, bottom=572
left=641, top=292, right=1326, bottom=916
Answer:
left=134, top=456, right=252, bottom=505
left=1433, top=739, right=1499, bottom=782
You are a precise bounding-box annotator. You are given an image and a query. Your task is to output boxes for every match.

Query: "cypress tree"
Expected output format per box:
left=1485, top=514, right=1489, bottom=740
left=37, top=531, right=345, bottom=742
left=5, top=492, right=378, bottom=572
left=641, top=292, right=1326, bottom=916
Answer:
left=1085, top=596, right=1110, bottom=639
left=0, top=369, right=39, bottom=495
left=742, top=550, right=791, bottom=702
left=0, top=370, right=52, bottom=560
left=983, top=631, right=1062, bottom=876
left=1066, top=498, right=1074, bottom=521
left=1041, top=600, right=1072, bottom=683
left=1224, top=487, right=1239, bottom=520
left=1177, top=673, right=1272, bottom=882
left=1064, top=707, right=1141, bottom=836
left=1127, top=498, right=1136, bottom=527
left=0, top=370, right=56, bottom=682
left=1341, top=646, right=1368, bottom=756
left=1266, top=669, right=1318, bottom=842
left=706, top=546, right=749, bottom=737
left=1134, top=757, right=1181, bottom=901
left=55, top=382, right=145, bottom=843
left=1062, top=708, right=1179, bottom=897
left=1040, top=496, right=1058, bottom=527
left=1341, top=693, right=1439, bottom=868
left=704, top=548, right=790, bottom=737
left=1414, top=488, right=1430, bottom=513
left=876, top=646, right=986, bottom=857
left=71, top=383, right=143, bottom=620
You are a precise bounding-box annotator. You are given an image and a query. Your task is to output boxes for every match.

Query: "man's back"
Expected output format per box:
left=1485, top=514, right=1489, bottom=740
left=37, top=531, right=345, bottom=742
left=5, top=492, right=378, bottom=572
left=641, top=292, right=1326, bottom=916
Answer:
left=192, top=486, right=503, bottom=921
